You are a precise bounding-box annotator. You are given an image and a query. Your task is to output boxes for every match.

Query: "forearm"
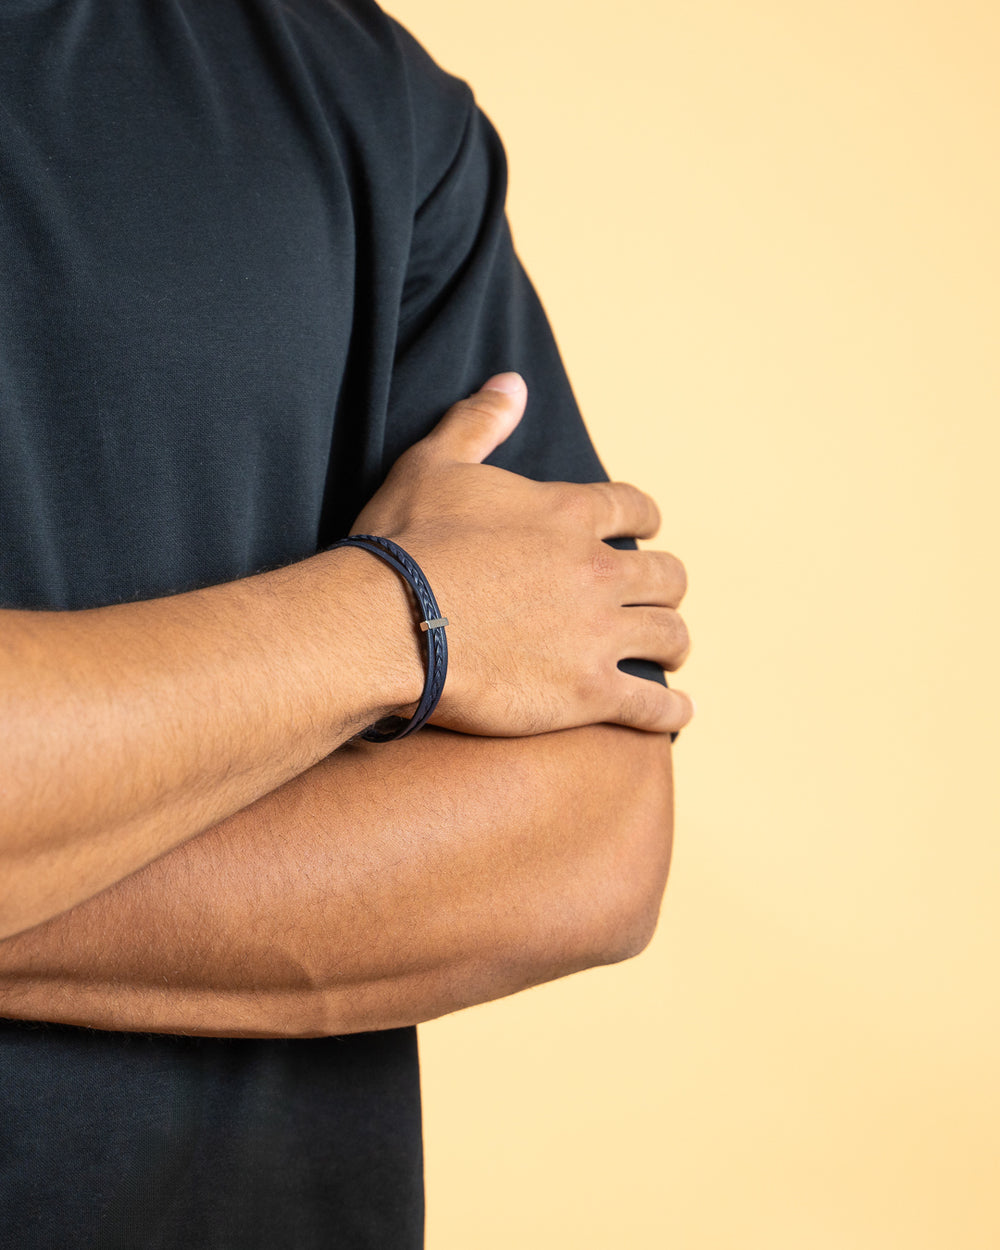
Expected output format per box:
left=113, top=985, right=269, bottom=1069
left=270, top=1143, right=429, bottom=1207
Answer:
left=0, top=725, right=673, bottom=1037
left=0, top=546, right=422, bottom=938
left=0, top=382, right=692, bottom=941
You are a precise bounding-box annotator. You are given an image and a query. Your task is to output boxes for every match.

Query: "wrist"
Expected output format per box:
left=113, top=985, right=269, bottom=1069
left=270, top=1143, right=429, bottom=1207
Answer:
left=327, top=535, right=449, bottom=742
left=312, top=546, right=425, bottom=737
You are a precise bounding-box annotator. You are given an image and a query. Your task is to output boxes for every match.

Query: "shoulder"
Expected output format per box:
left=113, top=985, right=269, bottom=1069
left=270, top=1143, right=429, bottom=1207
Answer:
left=269, top=0, right=481, bottom=200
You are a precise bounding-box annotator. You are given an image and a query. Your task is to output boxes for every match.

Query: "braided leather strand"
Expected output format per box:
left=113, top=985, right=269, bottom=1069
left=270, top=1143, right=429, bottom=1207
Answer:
left=328, top=534, right=449, bottom=742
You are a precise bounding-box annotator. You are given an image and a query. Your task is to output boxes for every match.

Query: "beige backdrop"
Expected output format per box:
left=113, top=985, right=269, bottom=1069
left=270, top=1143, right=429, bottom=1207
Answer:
left=386, top=2, right=1000, bottom=1246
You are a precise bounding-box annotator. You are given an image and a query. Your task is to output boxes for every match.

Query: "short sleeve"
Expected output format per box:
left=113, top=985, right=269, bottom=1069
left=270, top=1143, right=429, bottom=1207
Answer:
left=381, top=22, right=603, bottom=484
left=383, top=22, right=667, bottom=694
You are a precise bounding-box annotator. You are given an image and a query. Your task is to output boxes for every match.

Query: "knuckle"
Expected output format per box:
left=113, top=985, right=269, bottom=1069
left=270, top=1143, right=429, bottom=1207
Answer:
left=602, top=479, right=630, bottom=513
left=400, top=439, right=433, bottom=473
left=576, top=653, right=606, bottom=705
left=450, top=397, right=499, bottom=425
left=553, top=484, right=592, bottom=530
left=608, top=480, right=660, bottom=537
left=618, top=480, right=660, bottom=529
left=589, top=479, right=617, bottom=505
left=663, top=612, right=691, bottom=670
left=666, top=553, right=688, bottom=601
left=588, top=543, right=619, bottom=583
left=616, top=682, right=656, bottom=731
left=594, top=479, right=628, bottom=519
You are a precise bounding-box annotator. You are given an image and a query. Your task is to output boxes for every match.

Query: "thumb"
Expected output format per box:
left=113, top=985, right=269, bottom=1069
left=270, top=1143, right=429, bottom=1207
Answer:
left=428, top=373, right=527, bottom=464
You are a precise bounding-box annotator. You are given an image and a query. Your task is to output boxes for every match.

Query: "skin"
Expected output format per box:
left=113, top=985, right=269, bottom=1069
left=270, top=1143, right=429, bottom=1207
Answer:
left=0, top=376, right=692, bottom=1034
left=0, top=724, right=673, bottom=1037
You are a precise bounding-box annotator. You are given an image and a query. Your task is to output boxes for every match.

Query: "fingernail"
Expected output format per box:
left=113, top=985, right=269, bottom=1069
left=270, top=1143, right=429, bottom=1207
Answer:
left=481, top=372, right=525, bottom=395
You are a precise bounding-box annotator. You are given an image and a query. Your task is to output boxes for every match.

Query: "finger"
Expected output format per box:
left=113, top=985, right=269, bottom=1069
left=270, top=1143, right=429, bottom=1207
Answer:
left=586, top=481, right=662, bottom=541
left=617, top=605, right=691, bottom=672
left=423, top=373, right=528, bottom=465
left=607, top=677, right=695, bottom=735
left=613, top=549, right=688, bottom=608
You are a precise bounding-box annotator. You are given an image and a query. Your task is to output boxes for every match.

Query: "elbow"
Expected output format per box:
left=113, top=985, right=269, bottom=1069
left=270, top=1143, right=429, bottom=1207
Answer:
left=597, top=725, right=675, bottom=965
left=596, top=818, right=673, bottom=966
left=601, top=879, right=668, bottom=965
left=587, top=753, right=675, bottom=967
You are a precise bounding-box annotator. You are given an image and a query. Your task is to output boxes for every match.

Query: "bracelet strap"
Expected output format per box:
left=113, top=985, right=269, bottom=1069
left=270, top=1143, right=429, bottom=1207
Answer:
left=328, top=534, right=449, bottom=742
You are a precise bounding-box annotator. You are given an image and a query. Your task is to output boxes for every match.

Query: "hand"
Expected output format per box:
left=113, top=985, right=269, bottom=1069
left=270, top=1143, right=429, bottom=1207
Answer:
left=351, top=374, right=693, bottom=737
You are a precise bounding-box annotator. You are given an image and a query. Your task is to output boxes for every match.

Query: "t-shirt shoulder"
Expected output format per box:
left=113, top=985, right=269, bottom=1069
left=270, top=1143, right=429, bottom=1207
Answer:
left=276, top=0, right=484, bottom=210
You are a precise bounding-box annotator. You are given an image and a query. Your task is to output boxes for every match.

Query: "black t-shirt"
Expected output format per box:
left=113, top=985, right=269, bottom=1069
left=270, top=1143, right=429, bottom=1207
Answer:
left=0, top=1, right=660, bottom=1245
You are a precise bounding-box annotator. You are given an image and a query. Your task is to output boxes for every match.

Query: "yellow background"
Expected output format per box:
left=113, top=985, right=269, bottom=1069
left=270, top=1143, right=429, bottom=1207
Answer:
left=388, top=2, right=1000, bottom=1246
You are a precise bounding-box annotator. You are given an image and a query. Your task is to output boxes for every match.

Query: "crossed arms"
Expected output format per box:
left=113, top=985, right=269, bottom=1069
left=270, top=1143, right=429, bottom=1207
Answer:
left=0, top=724, right=673, bottom=1037
left=0, top=381, right=692, bottom=1037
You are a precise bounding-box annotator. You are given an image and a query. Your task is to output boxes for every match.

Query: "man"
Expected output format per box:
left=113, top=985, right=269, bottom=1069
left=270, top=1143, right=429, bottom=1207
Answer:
left=0, top=0, right=692, bottom=1245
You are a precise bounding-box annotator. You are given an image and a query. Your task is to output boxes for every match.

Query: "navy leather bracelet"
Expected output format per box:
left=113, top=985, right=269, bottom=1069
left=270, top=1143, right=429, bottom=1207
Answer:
left=329, top=534, right=449, bottom=742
